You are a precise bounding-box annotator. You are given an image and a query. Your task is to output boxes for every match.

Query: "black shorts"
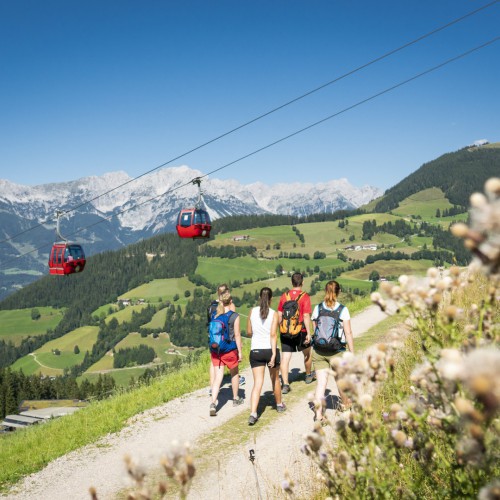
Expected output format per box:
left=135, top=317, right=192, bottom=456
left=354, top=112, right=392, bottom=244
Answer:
left=249, top=349, right=281, bottom=368
left=280, top=331, right=311, bottom=353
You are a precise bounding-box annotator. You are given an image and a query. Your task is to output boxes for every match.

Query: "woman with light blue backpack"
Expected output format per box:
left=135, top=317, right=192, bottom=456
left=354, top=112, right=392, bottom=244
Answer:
left=311, top=280, right=354, bottom=424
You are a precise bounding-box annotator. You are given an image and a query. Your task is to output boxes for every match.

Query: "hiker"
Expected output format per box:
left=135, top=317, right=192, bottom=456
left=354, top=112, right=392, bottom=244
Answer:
left=207, top=284, right=244, bottom=396
left=277, top=272, right=314, bottom=394
left=311, top=280, right=354, bottom=423
left=246, top=287, right=286, bottom=425
left=209, top=291, right=244, bottom=416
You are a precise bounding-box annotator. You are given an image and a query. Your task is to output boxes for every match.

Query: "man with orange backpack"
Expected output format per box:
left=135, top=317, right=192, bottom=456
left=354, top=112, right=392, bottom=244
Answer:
left=277, top=272, right=314, bottom=394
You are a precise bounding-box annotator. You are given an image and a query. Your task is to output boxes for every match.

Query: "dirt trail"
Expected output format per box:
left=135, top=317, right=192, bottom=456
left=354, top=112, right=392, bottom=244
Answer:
left=4, top=305, right=389, bottom=500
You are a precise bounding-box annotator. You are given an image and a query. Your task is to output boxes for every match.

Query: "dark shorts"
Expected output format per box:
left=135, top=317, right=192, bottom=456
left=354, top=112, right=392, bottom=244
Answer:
left=280, top=331, right=311, bottom=353
left=249, top=349, right=281, bottom=368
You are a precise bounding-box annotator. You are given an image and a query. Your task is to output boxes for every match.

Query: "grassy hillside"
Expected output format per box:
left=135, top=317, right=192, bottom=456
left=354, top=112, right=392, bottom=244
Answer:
left=0, top=307, right=65, bottom=345
left=10, top=326, right=99, bottom=376
left=391, top=187, right=455, bottom=218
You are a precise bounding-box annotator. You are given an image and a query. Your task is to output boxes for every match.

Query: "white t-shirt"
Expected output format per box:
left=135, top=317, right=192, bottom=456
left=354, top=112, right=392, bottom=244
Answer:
left=249, top=307, right=276, bottom=350
left=311, top=301, right=350, bottom=344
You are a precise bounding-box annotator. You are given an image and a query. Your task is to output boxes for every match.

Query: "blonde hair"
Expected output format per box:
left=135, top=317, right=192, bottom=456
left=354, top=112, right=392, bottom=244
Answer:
left=324, top=280, right=341, bottom=308
left=216, top=291, right=232, bottom=316
left=217, top=283, right=229, bottom=297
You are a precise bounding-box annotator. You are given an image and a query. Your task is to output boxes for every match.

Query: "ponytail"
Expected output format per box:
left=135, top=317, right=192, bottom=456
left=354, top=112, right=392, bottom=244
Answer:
left=324, top=280, right=341, bottom=308
left=259, top=287, right=273, bottom=320
left=217, top=291, right=232, bottom=317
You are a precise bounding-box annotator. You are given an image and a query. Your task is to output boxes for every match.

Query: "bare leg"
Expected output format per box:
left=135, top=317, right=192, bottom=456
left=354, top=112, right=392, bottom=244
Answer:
left=211, top=364, right=225, bottom=405
left=314, top=368, right=329, bottom=420
left=303, top=346, right=313, bottom=375
left=230, top=366, right=240, bottom=399
left=269, top=366, right=282, bottom=405
left=250, top=366, right=265, bottom=414
left=209, top=363, right=215, bottom=390
left=280, top=351, right=292, bottom=385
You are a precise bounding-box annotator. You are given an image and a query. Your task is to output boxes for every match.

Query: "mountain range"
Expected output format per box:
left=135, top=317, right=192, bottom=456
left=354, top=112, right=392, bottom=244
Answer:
left=0, top=166, right=381, bottom=298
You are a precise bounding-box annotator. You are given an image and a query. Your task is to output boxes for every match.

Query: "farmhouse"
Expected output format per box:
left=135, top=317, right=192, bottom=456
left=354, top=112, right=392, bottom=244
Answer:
left=344, top=244, right=378, bottom=251
left=1, top=405, right=83, bottom=432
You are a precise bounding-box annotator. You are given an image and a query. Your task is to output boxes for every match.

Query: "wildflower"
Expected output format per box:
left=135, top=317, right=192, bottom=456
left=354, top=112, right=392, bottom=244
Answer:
left=371, top=291, right=387, bottom=311
left=456, top=437, right=485, bottom=466
left=282, top=470, right=295, bottom=495
left=304, top=432, right=323, bottom=452
left=436, top=349, right=463, bottom=380
left=359, top=394, right=373, bottom=412
left=478, top=478, right=500, bottom=500
left=461, top=348, right=500, bottom=414
left=335, top=419, right=347, bottom=434
left=399, top=274, right=409, bottom=286
left=391, top=429, right=407, bottom=447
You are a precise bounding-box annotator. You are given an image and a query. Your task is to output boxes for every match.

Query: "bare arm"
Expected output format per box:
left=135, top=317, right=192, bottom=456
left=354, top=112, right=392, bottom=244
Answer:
left=303, top=313, right=312, bottom=344
left=234, top=316, right=242, bottom=361
left=343, top=319, right=354, bottom=353
left=246, top=314, right=253, bottom=338
left=269, top=311, right=278, bottom=367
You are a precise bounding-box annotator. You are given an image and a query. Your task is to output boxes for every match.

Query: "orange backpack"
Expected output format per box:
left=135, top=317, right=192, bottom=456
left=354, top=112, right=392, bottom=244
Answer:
left=279, top=292, right=306, bottom=337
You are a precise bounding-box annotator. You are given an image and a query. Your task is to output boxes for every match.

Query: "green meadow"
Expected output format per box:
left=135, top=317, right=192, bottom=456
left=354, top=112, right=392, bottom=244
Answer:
left=0, top=307, right=65, bottom=345
left=104, top=304, right=148, bottom=324
left=85, top=331, right=190, bottom=373
left=344, top=259, right=435, bottom=280
left=119, top=277, right=205, bottom=301
left=211, top=225, right=298, bottom=252
left=392, top=188, right=456, bottom=219
left=92, top=303, right=118, bottom=319
left=10, top=326, right=99, bottom=375
left=142, top=307, right=168, bottom=329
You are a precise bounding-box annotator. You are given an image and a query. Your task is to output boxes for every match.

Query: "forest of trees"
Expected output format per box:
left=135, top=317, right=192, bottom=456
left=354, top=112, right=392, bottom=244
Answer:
left=198, top=244, right=257, bottom=258
left=113, top=345, right=156, bottom=369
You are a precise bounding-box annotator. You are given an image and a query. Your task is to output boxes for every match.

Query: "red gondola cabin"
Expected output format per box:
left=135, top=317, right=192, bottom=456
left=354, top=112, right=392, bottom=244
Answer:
left=176, top=208, right=212, bottom=239
left=49, top=243, right=86, bottom=275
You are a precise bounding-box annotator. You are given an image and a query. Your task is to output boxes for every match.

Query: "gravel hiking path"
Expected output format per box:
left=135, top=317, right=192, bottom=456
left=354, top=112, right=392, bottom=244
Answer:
left=4, top=305, right=389, bottom=500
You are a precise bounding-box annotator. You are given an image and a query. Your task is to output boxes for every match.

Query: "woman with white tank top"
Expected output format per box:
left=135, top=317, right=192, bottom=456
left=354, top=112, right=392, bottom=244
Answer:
left=246, top=287, right=286, bottom=425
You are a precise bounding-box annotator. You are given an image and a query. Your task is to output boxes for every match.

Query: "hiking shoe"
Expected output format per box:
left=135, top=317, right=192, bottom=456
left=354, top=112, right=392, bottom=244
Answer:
left=276, top=403, right=287, bottom=413
left=233, top=397, right=244, bottom=406
left=282, top=384, right=291, bottom=394
left=248, top=414, right=258, bottom=426
left=239, top=376, right=246, bottom=386
left=210, top=403, right=217, bottom=416
left=305, top=373, right=314, bottom=384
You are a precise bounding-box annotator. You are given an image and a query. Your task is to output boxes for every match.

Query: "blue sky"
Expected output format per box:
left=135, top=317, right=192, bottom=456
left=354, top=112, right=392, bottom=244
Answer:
left=0, top=0, right=498, bottom=192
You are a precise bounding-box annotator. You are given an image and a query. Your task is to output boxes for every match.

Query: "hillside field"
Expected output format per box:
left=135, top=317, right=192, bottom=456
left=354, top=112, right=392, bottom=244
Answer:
left=10, top=326, right=99, bottom=375
left=0, top=307, right=65, bottom=345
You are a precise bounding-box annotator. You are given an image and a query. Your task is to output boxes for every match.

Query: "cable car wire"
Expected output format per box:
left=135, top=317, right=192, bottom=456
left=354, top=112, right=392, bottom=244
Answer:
left=1, top=35, right=497, bottom=271
left=0, top=0, right=497, bottom=247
